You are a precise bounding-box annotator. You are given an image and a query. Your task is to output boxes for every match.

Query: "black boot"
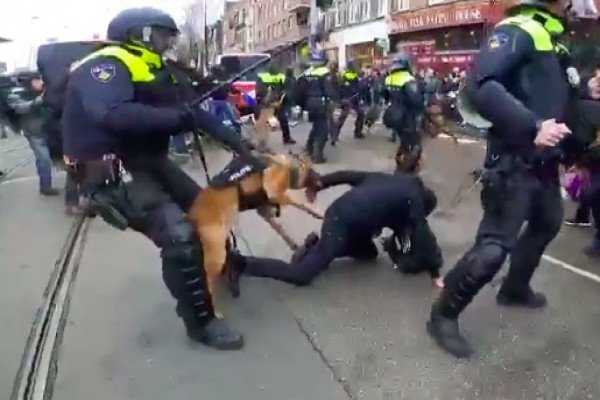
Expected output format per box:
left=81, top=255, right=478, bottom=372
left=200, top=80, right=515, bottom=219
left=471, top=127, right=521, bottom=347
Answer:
left=180, top=311, right=244, bottom=350
left=496, top=279, right=547, bottom=309
left=311, top=142, right=327, bottom=164
left=291, top=232, right=319, bottom=264
left=427, top=302, right=472, bottom=358
left=427, top=261, right=482, bottom=358
left=163, top=242, right=244, bottom=350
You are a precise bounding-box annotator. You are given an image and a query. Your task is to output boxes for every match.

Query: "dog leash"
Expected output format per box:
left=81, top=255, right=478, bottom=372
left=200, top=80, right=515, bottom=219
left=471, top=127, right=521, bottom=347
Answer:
left=191, top=130, right=240, bottom=252
left=192, top=131, right=211, bottom=183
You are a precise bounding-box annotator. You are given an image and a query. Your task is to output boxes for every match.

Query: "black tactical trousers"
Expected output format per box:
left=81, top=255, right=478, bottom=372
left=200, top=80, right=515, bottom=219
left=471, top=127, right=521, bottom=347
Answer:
left=86, top=155, right=215, bottom=328
left=243, top=207, right=379, bottom=286
left=440, top=167, right=563, bottom=318
left=274, top=105, right=292, bottom=142
left=395, top=126, right=422, bottom=173
left=335, top=100, right=365, bottom=140
left=306, top=113, right=329, bottom=159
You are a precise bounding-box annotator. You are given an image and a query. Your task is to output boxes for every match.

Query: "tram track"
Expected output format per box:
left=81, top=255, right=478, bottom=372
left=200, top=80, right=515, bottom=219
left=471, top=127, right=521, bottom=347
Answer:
left=10, top=216, right=90, bottom=400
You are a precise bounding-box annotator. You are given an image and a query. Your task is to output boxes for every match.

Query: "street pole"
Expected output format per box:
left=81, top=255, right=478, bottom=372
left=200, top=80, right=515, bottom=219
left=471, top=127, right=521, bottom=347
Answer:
left=310, top=0, right=318, bottom=49
left=203, top=0, right=209, bottom=73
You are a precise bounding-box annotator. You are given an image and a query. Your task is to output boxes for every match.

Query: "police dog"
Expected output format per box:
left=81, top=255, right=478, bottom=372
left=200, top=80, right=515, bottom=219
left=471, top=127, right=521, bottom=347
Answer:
left=187, top=151, right=323, bottom=315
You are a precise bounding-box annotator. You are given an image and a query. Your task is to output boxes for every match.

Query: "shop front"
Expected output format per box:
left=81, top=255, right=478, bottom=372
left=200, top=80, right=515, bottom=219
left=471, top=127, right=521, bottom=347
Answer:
left=346, top=41, right=384, bottom=68
left=334, top=18, right=388, bottom=68
left=388, top=0, right=506, bottom=72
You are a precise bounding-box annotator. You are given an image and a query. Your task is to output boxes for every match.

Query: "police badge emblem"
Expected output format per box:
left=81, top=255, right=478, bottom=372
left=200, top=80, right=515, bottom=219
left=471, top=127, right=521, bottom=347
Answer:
left=91, top=64, right=116, bottom=82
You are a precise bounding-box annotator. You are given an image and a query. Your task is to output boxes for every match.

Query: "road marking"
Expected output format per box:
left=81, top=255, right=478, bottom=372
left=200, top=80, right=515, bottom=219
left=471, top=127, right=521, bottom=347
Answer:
left=10, top=217, right=90, bottom=400
left=542, top=254, right=600, bottom=284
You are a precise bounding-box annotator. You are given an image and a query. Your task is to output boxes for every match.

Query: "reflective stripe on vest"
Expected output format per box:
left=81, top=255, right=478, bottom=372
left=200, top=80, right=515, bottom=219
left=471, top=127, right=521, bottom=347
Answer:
left=495, top=10, right=564, bottom=52
left=258, top=72, right=285, bottom=84
left=70, top=46, right=155, bottom=82
left=384, top=71, right=415, bottom=87
left=343, top=71, right=358, bottom=81
left=305, top=66, right=329, bottom=77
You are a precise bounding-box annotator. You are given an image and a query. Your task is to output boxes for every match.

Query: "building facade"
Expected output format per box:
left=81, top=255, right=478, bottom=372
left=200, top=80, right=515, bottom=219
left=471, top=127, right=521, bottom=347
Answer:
left=223, top=0, right=254, bottom=52
left=388, top=0, right=507, bottom=72
left=324, top=0, right=389, bottom=68
left=206, top=20, right=224, bottom=65
left=252, top=0, right=312, bottom=65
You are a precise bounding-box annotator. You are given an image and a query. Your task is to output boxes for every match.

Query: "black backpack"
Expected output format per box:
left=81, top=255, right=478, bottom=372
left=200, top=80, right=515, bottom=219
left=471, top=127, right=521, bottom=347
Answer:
left=36, top=41, right=101, bottom=161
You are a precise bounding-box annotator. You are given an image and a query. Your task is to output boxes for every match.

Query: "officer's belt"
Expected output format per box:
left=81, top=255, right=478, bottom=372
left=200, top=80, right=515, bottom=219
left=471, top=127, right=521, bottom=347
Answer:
left=72, top=156, right=122, bottom=186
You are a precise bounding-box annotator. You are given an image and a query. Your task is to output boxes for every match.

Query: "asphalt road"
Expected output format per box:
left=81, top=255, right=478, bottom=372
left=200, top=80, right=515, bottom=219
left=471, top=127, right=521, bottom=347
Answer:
left=1, top=121, right=599, bottom=400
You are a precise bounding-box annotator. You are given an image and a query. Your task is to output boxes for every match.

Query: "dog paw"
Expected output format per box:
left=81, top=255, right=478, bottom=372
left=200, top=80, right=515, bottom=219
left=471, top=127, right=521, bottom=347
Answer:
left=215, top=311, right=224, bottom=319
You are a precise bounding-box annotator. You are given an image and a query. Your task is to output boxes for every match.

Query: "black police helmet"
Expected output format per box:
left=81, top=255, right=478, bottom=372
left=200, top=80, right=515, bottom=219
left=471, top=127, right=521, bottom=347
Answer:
left=107, top=7, right=179, bottom=43
left=390, top=51, right=412, bottom=71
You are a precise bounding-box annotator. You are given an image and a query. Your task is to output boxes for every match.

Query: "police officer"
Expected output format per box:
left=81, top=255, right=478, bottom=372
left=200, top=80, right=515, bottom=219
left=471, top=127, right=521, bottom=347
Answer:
left=383, top=52, right=424, bottom=173
left=428, top=0, right=573, bottom=358
left=334, top=59, right=366, bottom=142
left=297, top=50, right=338, bottom=164
left=226, top=170, right=441, bottom=287
left=256, top=61, right=295, bottom=145
left=62, top=8, right=261, bottom=350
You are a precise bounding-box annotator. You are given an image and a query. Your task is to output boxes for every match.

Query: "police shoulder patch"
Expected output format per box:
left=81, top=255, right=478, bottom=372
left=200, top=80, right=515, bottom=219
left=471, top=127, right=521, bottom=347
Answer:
left=90, top=63, right=116, bottom=83
left=487, top=32, right=509, bottom=51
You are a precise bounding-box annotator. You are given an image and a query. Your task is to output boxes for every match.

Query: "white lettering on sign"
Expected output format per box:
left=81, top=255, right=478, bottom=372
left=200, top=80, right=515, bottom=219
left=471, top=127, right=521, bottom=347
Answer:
left=390, top=5, right=486, bottom=33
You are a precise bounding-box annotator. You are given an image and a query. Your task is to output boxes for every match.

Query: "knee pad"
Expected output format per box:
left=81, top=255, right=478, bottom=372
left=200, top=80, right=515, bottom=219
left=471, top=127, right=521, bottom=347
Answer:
left=446, top=242, right=506, bottom=287
left=469, top=242, right=507, bottom=283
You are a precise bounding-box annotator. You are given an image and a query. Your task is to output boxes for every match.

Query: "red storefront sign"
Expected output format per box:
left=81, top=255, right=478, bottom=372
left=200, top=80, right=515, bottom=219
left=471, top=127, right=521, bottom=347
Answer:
left=389, top=1, right=505, bottom=34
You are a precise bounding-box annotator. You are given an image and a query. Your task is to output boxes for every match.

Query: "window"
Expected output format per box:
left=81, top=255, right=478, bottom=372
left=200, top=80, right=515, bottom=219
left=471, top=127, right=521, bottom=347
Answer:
left=360, top=1, right=368, bottom=22
left=288, top=16, right=293, bottom=29
left=390, top=0, right=409, bottom=12
left=348, top=4, right=359, bottom=23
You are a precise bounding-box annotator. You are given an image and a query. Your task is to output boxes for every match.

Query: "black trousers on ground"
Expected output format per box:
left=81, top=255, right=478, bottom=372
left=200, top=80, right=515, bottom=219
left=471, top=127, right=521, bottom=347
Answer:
left=243, top=206, right=379, bottom=286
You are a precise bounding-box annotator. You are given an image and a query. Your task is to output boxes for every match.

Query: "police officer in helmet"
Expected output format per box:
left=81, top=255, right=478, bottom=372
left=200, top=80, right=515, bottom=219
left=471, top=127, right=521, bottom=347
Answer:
left=428, top=0, right=575, bottom=358
left=298, top=49, right=338, bottom=163
left=256, top=60, right=295, bottom=145
left=62, top=7, right=259, bottom=350
left=334, top=59, right=366, bottom=142
left=383, top=52, right=423, bottom=173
